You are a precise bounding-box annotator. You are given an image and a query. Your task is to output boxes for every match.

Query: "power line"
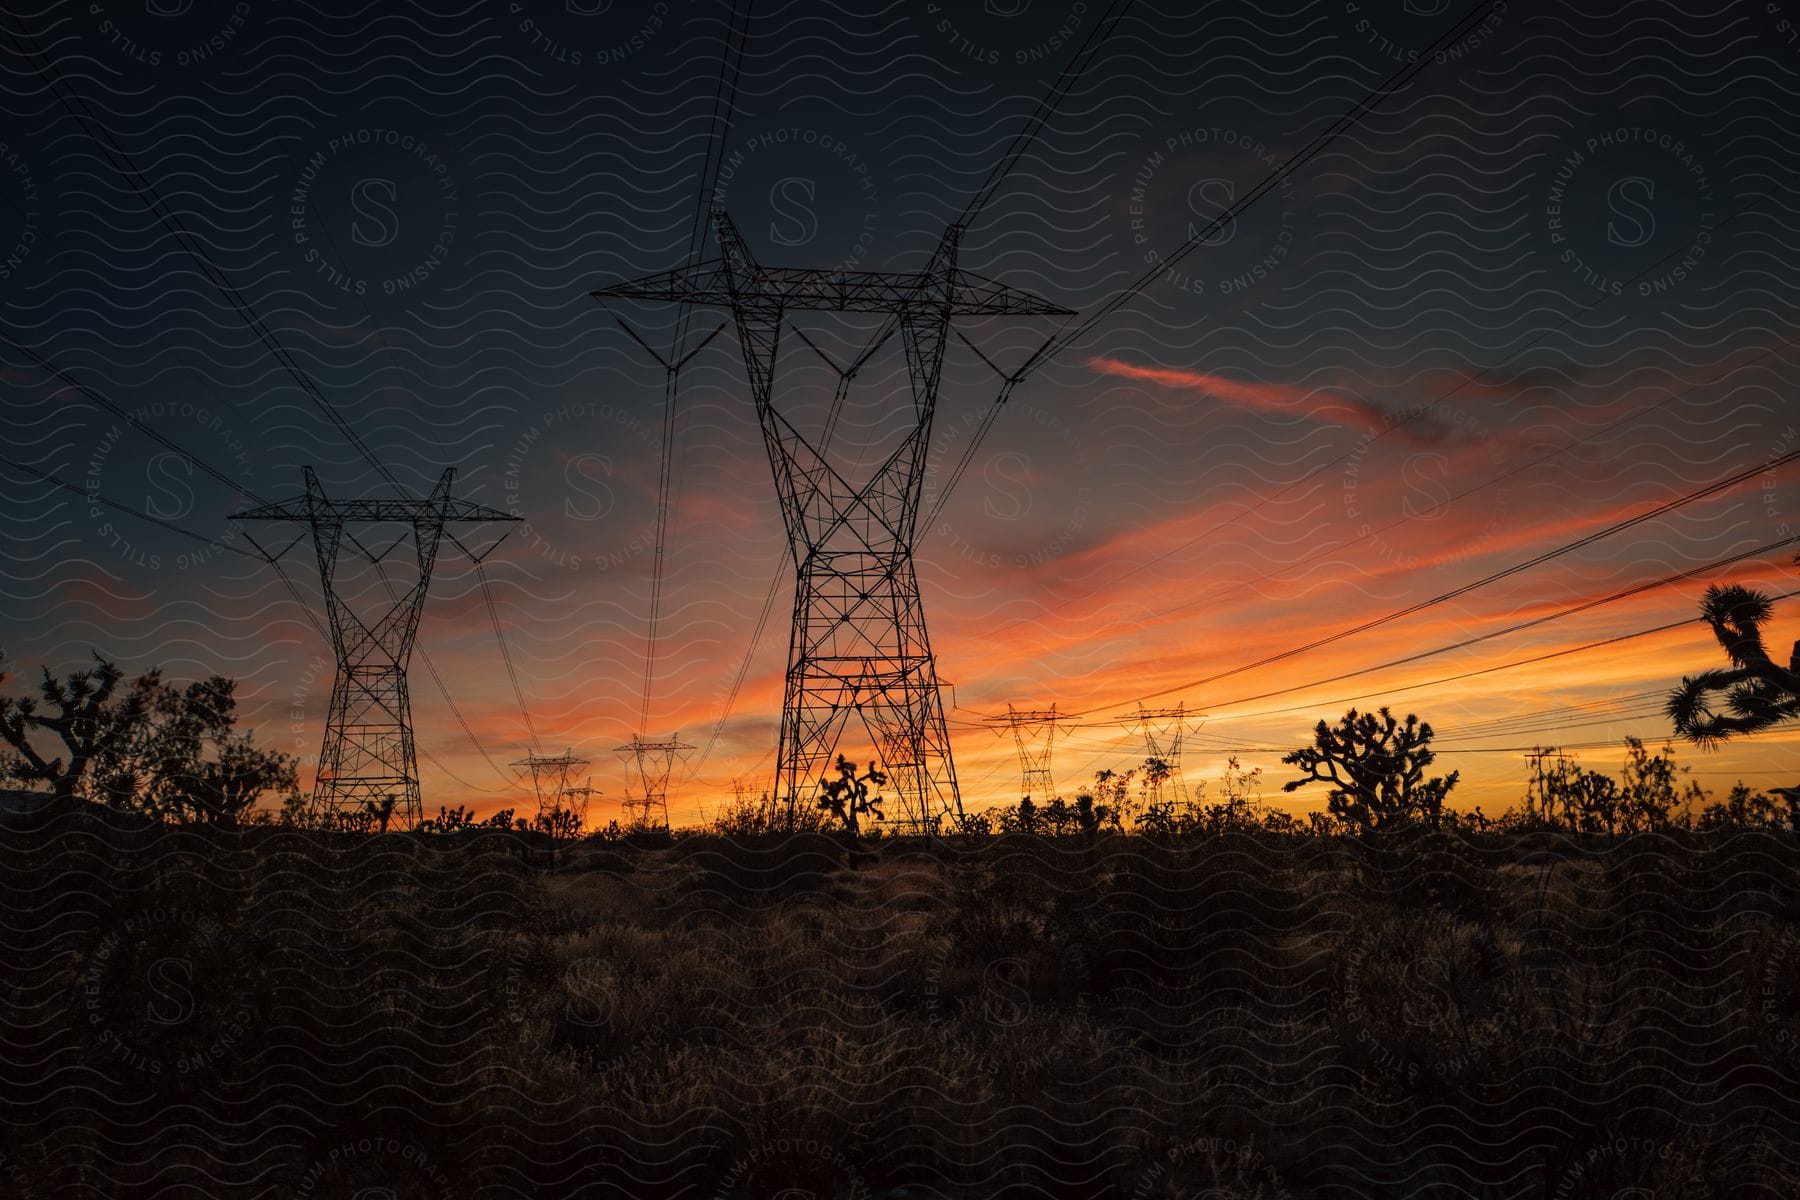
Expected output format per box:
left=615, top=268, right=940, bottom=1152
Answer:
left=1186, top=536, right=1800, bottom=716
left=681, top=0, right=1137, bottom=785
left=955, top=0, right=1138, bottom=229
left=1067, top=371, right=1800, bottom=720
left=1195, top=589, right=1800, bottom=727
left=1439, top=689, right=1669, bottom=737
left=923, top=0, right=1509, bottom=531
left=0, top=451, right=508, bottom=787
left=474, top=565, right=540, bottom=754
left=2, top=18, right=525, bottom=784
left=0, top=450, right=277, bottom=569
left=966, top=193, right=1776, bottom=655
left=0, top=330, right=267, bottom=507
left=2, top=11, right=409, bottom=501
left=1054, top=0, right=1506, bottom=353
left=638, top=0, right=755, bottom=735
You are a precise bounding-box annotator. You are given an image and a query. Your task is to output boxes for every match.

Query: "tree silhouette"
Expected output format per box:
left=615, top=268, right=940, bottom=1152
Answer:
left=1697, top=782, right=1795, bottom=831
left=0, top=655, right=155, bottom=800
left=417, top=804, right=478, bottom=834
left=1667, top=583, right=1800, bottom=746
left=536, top=804, right=584, bottom=842
left=1282, top=707, right=1459, bottom=832
left=1557, top=767, right=1623, bottom=833
left=816, top=755, right=886, bottom=837
left=0, top=654, right=294, bottom=824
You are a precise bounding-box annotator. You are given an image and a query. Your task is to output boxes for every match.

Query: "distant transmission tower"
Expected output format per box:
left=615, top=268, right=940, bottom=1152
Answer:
left=615, top=734, right=693, bottom=832
left=1121, top=703, right=1204, bottom=808
left=991, top=705, right=1066, bottom=801
left=592, top=211, right=1069, bottom=827
left=237, top=467, right=518, bottom=829
left=511, top=748, right=591, bottom=826
left=563, top=778, right=599, bottom=832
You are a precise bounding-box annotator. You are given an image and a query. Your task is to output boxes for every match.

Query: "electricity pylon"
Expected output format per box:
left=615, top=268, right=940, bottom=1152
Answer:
left=563, top=779, right=599, bottom=833
left=991, top=705, right=1066, bottom=802
left=615, top=734, right=692, bottom=832
left=236, top=467, right=518, bottom=829
left=511, top=748, right=591, bottom=826
left=591, top=210, right=1070, bottom=827
left=878, top=729, right=933, bottom=833
left=1121, top=703, right=1204, bottom=808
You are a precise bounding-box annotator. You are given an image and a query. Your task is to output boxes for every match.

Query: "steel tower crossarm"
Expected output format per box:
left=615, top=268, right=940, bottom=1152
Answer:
left=234, top=495, right=518, bottom=524
left=590, top=263, right=1073, bottom=318
left=235, top=467, right=521, bottom=830
left=589, top=211, right=1066, bottom=829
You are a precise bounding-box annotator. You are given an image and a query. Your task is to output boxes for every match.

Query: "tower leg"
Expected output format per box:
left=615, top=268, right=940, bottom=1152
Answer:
left=775, top=550, right=960, bottom=827
left=316, top=664, right=420, bottom=829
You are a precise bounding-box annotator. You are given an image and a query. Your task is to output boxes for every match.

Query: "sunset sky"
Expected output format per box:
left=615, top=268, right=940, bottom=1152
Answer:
left=3, top=0, right=1797, bottom=823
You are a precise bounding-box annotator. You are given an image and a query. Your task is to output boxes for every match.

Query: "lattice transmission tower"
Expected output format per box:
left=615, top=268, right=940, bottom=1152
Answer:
left=1121, top=703, right=1205, bottom=808
left=991, top=704, right=1067, bottom=802
left=615, top=734, right=693, bottom=832
left=236, top=467, right=518, bottom=829
left=592, top=211, right=1070, bottom=827
left=563, top=780, right=599, bottom=830
left=511, top=748, right=592, bottom=828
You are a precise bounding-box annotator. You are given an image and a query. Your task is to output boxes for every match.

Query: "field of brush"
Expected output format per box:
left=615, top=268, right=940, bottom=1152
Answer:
left=3, top=821, right=1798, bottom=1198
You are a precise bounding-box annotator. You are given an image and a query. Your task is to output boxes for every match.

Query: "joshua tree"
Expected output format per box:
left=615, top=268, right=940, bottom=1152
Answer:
left=0, top=653, right=294, bottom=824
left=816, top=755, right=886, bottom=837
left=0, top=655, right=157, bottom=800
left=417, top=804, right=478, bottom=834
left=1667, top=583, right=1800, bottom=746
left=1282, top=706, right=1459, bottom=833
left=535, top=804, right=584, bottom=842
